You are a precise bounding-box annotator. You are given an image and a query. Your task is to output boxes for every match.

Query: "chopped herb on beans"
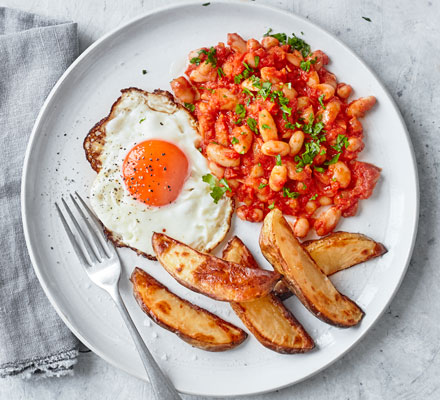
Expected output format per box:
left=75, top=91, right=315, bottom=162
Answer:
left=300, top=58, right=316, bottom=72
left=190, top=57, right=201, bottom=65
left=235, top=103, right=246, bottom=118
left=184, top=103, right=195, bottom=112
left=283, top=187, right=300, bottom=198
left=202, top=174, right=231, bottom=203
left=264, top=29, right=311, bottom=57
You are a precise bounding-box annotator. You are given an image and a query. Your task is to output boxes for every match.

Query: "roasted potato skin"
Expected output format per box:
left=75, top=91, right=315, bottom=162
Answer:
left=229, top=297, right=314, bottom=354
left=273, top=280, right=293, bottom=301
left=223, top=237, right=314, bottom=354
left=273, top=232, right=387, bottom=300
left=303, top=231, right=387, bottom=276
left=152, top=233, right=281, bottom=302
left=260, top=209, right=364, bottom=328
left=130, top=267, right=247, bottom=352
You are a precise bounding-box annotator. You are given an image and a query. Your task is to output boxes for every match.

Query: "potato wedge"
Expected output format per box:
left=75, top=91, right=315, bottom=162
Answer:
left=223, top=237, right=314, bottom=353
left=273, top=280, right=293, bottom=301
left=273, top=232, right=387, bottom=300
left=152, top=233, right=280, bottom=302
left=260, top=209, right=364, bottom=327
left=130, top=267, right=247, bottom=351
left=303, top=232, right=387, bottom=276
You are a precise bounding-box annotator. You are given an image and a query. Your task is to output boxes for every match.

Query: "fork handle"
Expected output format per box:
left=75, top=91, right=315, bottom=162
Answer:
left=109, top=288, right=182, bottom=400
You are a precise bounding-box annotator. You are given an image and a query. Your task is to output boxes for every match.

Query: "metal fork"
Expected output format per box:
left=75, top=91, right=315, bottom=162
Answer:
left=55, top=193, right=182, bottom=400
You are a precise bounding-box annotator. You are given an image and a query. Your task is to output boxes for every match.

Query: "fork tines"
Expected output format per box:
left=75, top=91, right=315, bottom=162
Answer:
left=55, top=192, right=112, bottom=267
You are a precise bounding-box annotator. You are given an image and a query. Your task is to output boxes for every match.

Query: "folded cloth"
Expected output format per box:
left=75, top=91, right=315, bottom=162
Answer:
left=0, top=7, right=80, bottom=378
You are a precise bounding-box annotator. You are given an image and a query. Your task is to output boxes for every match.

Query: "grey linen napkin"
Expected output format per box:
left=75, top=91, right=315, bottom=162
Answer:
left=0, top=7, right=80, bottom=378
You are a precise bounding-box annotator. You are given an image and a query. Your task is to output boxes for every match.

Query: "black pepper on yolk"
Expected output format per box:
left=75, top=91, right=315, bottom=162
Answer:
left=122, top=140, right=189, bottom=207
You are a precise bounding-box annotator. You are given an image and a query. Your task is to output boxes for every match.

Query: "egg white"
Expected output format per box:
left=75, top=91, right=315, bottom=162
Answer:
left=89, top=90, right=233, bottom=257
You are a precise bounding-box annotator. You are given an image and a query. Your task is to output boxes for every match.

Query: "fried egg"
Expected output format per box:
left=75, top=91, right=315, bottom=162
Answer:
left=84, top=88, right=233, bottom=259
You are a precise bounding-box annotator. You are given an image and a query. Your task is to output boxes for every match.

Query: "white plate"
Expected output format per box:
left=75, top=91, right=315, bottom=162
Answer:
left=21, top=1, right=419, bottom=397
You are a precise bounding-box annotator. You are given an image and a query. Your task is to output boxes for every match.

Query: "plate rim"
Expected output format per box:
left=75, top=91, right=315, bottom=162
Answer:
left=21, top=0, right=420, bottom=396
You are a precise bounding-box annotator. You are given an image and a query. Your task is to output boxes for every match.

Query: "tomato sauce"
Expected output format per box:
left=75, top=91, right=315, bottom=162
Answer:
left=172, top=33, right=380, bottom=236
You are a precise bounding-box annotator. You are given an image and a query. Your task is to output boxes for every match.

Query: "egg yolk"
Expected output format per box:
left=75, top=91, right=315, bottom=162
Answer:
left=122, top=140, right=189, bottom=207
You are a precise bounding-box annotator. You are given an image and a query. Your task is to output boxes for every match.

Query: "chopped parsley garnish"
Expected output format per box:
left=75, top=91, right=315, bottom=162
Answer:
left=199, top=86, right=215, bottom=92
left=268, top=202, right=275, bottom=209
left=264, top=29, right=311, bottom=57
left=295, top=140, right=321, bottom=171
left=287, top=121, right=303, bottom=130
left=302, top=113, right=326, bottom=142
left=184, top=103, right=195, bottom=112
left=242, top=88, right=254, bottom=97
left=190, top=57, right=201, bottom=66
left=302, top=113, right=315, bottom=133
left=294, top=113, right=327, bottom=171
left=314, top=166, right=325, bottom=173
left=234, top=65, right=253, bottom=84
left=275, top=154, right=282, bottom=165
left=247, top=117, right=258, bottom=134
left=310, top=194, right=318, bottom=201
left=325, top=154, right=342, bottom=166
left=142, top=69, right=147, bottom=75
left=231, top=137, right=239, bottom=144
left=275, top=92, right=290, bottom=106
left=362, top=16, right=372, bottom=22
left=233, top=62, right=254, bottom=84
left=243, top=61, right=252, bottom=71
left=250, top=75, right=262, bottom=88
left=280, top=104, right=292, bottom=116
left=198, top=147, right=202, bottom=152
left=202, top=2, right=210, bottom=5
left=283, top=187, right=300, bottom=199
left=258, top=81, right=272, bottom=100
left=318, top=94, right=326, bottom=109
left=202, top=174, right=231, bottom=204
left=299, top=57, right=316, bottom=72
left=331, top=134, right=350, bottom=153
left=261, top=124, right=271, bottom=129
left=235, top=103, right=246, bottom=119
left=254, top=56, right=260, bottom=67
left=313, top=122, right=325, bottom=137
left=139, top=118, right=146, bottom=123
left=217, top=67, right=225, bottom=78
left=324, top=135, right=349, bottom=165
left=258, top=183, right=267, bottom=189
left=198, top=47, right=218, bottom=67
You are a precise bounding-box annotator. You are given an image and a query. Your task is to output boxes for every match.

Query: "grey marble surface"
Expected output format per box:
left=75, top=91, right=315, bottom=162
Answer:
left=2, top=0, right=439, bottom=399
